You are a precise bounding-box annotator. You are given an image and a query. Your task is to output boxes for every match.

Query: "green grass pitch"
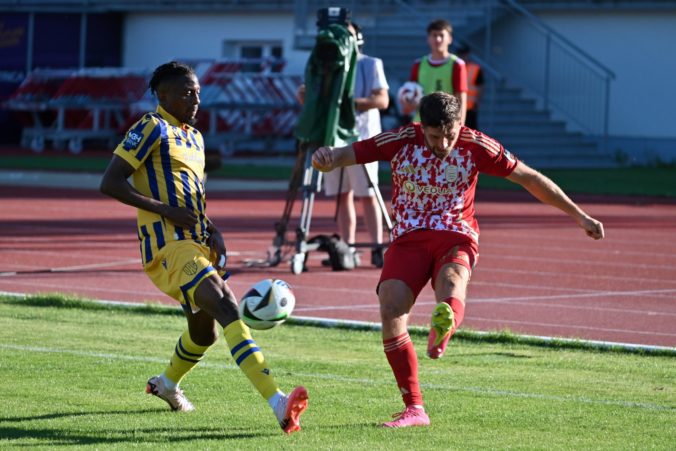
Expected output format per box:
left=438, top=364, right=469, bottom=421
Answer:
left=0, top=294, right=674, bottom=449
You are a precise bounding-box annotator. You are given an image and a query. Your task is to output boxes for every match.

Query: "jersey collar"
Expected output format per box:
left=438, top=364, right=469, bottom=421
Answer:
left=156, top=105, right=183, bottom=128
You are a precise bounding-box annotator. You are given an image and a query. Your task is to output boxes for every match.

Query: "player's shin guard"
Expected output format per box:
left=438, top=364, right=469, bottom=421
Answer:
left=224, top=320, right=280, bottom=400
left=164, top=329, right=211, bottom=386
left=383, top=332, right=423, bottom=406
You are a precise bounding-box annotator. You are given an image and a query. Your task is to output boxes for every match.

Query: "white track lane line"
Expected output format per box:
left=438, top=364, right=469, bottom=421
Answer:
left=482, top=254, right=676, bottom=271
left=459, top=317, right=676, bottom=338
left=486, top=231, right=676, bottom=251
left=3, top=277, right=673, bottom=313
left=481, top=266, right=676, bottom=286
left=484, top=241, right=676, bottom=258
left=0, top=259, right=139, bottom=274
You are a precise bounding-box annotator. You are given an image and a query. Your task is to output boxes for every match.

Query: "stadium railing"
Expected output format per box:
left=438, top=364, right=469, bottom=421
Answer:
left=4, top=68, right=150, bottom=153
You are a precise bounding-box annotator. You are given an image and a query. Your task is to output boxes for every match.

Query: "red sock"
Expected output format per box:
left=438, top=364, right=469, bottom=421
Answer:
left=444, top=297, right=465, bottom=336
left=383, top=332, right=422, bottom=406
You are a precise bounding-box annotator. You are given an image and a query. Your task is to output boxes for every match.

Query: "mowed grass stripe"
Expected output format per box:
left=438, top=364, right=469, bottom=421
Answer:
left=1, top=296, right=674, bottom=450
left=2, top=342, right=672, bottom=413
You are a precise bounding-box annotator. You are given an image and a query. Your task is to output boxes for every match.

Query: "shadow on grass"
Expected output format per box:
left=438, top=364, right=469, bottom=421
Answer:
left=0, top=408, right=158, bottom=423
left=1, top=409, right=274, bottom=445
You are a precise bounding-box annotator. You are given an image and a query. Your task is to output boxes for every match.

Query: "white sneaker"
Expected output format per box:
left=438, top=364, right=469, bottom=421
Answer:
left=274, top=386, right=309, bottom=435
left=145, top=375, right=195, bottom=412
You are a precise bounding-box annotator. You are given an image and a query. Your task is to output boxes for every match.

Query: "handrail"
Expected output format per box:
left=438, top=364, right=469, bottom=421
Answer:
left=293, top=0, right=613, bottom=139
left=501, top=0, right=615, bottom=80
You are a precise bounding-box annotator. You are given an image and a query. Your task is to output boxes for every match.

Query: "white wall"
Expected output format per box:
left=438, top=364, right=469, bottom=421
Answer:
left=121, top=10, right=676, bottom=141
left=538, top=10, right=676, bottom=139
left=122, top=13, right=309, bottom=75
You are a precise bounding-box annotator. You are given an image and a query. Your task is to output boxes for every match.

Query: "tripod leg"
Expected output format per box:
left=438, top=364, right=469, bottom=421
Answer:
left=362, top=164, right=390, bottom=268
left=268, top=142, right=307, bottom=266
left=291, top=144, right=321, bottom=274
left=362, top=163, right=393, bottom=232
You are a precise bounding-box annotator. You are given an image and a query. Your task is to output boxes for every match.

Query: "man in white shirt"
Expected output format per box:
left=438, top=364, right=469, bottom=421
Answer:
left=322, top=22, right=390, bottom=266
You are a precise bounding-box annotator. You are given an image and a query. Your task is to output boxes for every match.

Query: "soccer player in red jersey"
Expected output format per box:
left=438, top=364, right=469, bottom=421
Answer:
left=312, top=91, right=604, bottom=428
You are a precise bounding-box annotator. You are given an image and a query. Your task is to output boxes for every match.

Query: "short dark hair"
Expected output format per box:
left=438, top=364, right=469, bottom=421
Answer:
left=427, top=19, right=452, bottom=36
left=419, top=92, right=461, bottom=129
left=149, top=61, right=196, bottom=96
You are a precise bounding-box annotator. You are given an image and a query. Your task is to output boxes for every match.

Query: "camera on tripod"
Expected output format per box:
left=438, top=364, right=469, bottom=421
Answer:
left=261, top=7, right=390, bottom=274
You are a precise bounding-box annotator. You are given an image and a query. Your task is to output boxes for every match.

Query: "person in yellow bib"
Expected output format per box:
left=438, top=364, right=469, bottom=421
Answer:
left=400, top=19, right=468, bottom=125
left=100, top=61, right=308, bottom=435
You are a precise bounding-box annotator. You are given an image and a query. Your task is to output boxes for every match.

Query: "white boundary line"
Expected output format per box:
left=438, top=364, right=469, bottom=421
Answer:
left=0, top=342, right=671, bottom=411
left=0, top=258, right=139, bottom=276
left=1, top=290, right=674, bottom=355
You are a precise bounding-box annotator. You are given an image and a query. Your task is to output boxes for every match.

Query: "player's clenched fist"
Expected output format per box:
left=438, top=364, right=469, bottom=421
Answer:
left=312, top=146, right=335, bottom=172
left=579, top=215, right=605, bottom=240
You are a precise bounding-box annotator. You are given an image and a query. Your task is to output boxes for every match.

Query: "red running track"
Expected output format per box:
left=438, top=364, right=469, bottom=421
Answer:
left=1, top=184, right=675, bottom=348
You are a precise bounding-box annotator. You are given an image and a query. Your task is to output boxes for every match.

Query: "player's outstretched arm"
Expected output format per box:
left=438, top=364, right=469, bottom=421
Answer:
left=506, top=162, right=605, bottom=240
left=100, top=155, right=198, bottom=229
left=311, top=144, right=357, bottom=172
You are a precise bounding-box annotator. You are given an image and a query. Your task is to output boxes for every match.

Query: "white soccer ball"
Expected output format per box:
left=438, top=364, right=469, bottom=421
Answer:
left=238, top=278, right=296, bottom=330
left=397, top=81, right=424, bottom=104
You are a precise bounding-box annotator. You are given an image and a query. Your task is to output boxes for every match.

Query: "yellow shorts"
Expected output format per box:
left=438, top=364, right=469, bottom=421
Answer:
left=144, top=240, right=218, bottom=313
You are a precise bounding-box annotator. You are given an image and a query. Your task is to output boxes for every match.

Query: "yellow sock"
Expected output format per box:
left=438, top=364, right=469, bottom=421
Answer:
left=224, top=320, right=280, bottom=400
left=164, top=330, right=211, bottom=385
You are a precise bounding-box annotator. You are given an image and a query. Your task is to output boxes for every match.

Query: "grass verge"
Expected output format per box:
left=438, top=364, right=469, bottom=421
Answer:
left=1, top=293, right=674, bottom=450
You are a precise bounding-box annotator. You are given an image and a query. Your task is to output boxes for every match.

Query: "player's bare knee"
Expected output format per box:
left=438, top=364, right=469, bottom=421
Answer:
left=185, top=310, right=219, bottom=345
left=379, top=301, right=406, bottom=322
left=437, top=263, right=470, bottom=290
left=190, top=326, right=219, bottom=346
left=212, top=293, right=239, bottom=325
left=378, top=282, right=411, bottom=321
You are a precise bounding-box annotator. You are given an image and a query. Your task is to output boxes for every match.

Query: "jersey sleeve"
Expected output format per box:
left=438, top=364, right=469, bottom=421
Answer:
left=113, top=113, right=162, bottom=169
left=354, top=124, right=416, bottom=163
left=409, top=60, right=421, bottom=82
left=452, top=58, right=468, bottom=93
left=460, top=127, right=519, bottom=177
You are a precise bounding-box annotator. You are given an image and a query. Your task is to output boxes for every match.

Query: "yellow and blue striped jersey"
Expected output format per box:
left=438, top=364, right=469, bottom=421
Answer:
left=113, top=105, right=209, bottom=265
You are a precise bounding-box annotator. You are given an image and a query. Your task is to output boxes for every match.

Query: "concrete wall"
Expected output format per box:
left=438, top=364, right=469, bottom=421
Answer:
left=122, top=13, right=309, bottom=75
left=537, top=10, right=676, bottom=140
left=119, top=9, right=676, bottom=162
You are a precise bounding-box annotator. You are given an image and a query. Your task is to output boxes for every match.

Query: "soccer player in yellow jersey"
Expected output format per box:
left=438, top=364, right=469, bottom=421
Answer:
left=100, top=61, right=308, bottom=435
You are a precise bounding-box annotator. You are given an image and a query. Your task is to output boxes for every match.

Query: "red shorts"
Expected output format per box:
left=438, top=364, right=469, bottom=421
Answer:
left=378, top=229, right=479, bottom=299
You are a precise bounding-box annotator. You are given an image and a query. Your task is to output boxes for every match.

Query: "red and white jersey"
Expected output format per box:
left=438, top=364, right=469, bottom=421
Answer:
left=353, top=123, right=518, bottom=244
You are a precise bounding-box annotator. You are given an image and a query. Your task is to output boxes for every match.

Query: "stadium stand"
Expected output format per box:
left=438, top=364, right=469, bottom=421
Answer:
left=3, top=58, right=301, bottom=155
left=5, top=68, right=150, bottom=153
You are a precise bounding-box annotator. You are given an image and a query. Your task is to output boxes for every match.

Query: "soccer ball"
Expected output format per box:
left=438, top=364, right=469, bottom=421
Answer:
left=397, top=81, right=424, bottom=104
left=238, top=278, right=296, bottom=330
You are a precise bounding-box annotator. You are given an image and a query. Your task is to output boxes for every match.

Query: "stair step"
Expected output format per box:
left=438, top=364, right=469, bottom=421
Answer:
left=489, top=126, right=569, bottom=135
left=513, top=142, right=601, bottom=151
left=479, top=110, right=550, bottom=120
left=357, top=0, right=607, bottom=169
left=517, top=155, right=616, bottom=169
